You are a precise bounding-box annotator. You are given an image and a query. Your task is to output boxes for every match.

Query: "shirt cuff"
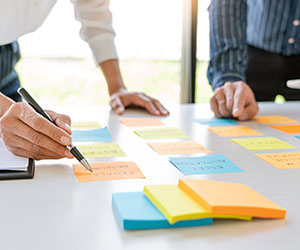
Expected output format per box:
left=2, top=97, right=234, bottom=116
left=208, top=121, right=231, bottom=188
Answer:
left=212, top=72, right=246, bottom=90
left=88, top=35, right=118, bottom=65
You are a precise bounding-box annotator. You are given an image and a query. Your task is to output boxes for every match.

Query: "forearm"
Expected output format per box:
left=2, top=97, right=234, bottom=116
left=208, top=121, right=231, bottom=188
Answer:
left=0, top=93, right=14, bottom=118
left=99, top=59, right=126, bottom=96
left=207, top=0, right=248, bottom=90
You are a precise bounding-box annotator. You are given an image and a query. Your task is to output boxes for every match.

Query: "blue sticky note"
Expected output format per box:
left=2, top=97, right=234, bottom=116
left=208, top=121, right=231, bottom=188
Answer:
left=194, top=118, right=238, bottom=126
left=169, top=154, right=243, bottom=175
left=295, top=136, right=300, bottom=140
left=72, top=127, right=113, bottom=143
left=112, top=192, right=212, bottom=230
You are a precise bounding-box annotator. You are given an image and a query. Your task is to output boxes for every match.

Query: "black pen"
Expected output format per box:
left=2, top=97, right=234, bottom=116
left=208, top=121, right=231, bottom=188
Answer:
left=17, top=87, right=93, bottom=172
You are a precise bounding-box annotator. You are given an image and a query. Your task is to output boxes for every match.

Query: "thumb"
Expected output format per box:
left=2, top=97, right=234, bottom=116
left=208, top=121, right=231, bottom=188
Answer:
left=232, top=93, right=246, bottom=118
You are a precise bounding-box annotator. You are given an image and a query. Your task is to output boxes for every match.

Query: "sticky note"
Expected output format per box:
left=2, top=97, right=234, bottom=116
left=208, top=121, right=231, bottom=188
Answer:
left=73, top=161, right=144, bottom=182
left=179, top=178, right=286, bottom=219
left=148, top=141, right=210, bottom=155
left=169, top=154, right=243, bottom=175
left=120, top=117, right=165, bottom=127
left=71, top=121, right=102, bottom=130
left=134, top=127, right=189, bottom=140
left=112, top=192, right=212, bottom=230
left=208, top=126, right=262, bottom=137
left=72, top=127, right=113, bottom=143
left=194, top=118, right=238, bottom=126
left=76, top=143, right=126, bottom=158
left=144, top=185, right=251, bottom=224
left=256, top=152, right=300, bottom=169
left=230, top=137, right=294, bottom=151
left=253, top=116, right=297, bottom=124
left=270, top=124, right=300, bottom=134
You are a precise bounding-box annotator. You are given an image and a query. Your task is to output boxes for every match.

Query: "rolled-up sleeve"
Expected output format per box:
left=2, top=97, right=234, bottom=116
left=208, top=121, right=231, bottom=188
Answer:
left=207, top=0, right=248, bottom=90
left=71, top=0, right=118, bottom=64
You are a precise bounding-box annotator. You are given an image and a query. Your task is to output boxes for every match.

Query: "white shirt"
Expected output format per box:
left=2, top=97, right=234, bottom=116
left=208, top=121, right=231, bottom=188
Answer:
left=0, top=0, right=117, bottom=64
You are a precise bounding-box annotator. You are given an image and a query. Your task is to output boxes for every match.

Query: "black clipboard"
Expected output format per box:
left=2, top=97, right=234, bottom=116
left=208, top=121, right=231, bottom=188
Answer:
left=0, top=158, right=35, bottom=180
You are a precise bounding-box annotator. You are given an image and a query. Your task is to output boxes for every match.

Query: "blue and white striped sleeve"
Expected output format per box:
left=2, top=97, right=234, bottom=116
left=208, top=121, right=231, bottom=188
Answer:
left=207, top=0, right=248, bottom=90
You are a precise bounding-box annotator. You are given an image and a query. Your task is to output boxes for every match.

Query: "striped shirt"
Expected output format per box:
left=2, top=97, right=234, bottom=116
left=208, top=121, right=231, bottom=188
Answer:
left=207, top=0, right=300, bottom=90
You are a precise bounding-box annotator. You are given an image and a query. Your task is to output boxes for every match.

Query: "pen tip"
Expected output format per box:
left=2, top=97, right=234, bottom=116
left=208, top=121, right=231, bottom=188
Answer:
left=81, top=159, right=93, bottom=172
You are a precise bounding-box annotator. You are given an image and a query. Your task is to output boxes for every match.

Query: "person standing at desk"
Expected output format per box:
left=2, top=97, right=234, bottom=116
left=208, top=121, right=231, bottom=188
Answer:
left=207, top=0, right=300, bottom=120
left=0, top=0, right=169, bottom=160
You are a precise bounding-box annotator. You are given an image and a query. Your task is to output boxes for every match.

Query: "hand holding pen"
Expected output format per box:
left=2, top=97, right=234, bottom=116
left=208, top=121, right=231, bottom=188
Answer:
left=0, top=88, right=92, bottom=171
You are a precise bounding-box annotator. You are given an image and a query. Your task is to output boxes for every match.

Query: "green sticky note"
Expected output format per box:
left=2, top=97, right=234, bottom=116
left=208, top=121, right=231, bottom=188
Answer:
left=71, top=121, right=102, bottom=130
left=231, top=137, right=294, bottom=151
left=76, top=143, right=126, bottom=158
left=134, top=127, right=188, bottom=140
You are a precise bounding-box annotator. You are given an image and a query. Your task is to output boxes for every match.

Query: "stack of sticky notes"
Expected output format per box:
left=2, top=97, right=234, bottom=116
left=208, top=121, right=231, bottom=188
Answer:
left=112, top=178, right=286, bottom=230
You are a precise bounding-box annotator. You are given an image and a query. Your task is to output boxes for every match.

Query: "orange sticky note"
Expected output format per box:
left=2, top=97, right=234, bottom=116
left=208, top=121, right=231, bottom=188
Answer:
left=253, top=116, right=297, bottom=124
left=148, top=141, right=210, bottom=155
left=208, top=126, right=262, bottom=137
left=270, top=124, right=300, bottom=134
left=120, top=117, right=165, bottom=127
left=256, top=152, right=300, bottom=169
left=179, top=178, right=286, bottom=219
left=73, top=161, right=145, bottom=182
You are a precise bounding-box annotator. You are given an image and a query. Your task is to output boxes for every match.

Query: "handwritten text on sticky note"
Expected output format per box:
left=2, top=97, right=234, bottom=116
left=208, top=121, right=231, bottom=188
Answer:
left=253, top=116, right=297, bottom=124
left=208, top=126, right=262, bottom=137
left=148, top=141, right=210, bottom=155
left=73, top=161, right=145, bottom=182
left=76, top=143, right=126, bottom=158
left=72, top=127, right=113, bottom=143
left=169, top=154, right=243, bottom=175
left=256, top=152, right=300, bottom=169
left=231, top=137, right=294, bottom=151
left=134, top=127, right=188, bottom=140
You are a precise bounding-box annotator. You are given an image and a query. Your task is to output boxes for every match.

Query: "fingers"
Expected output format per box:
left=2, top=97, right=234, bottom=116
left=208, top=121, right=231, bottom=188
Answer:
left=0, top=102, right=73, bottom=160
left=47, top=110, right=72, bottom=135
left=6, top=135, right=69, bottom=160
left=110, top=90, right=170, bottom=116
left=210, top=81, right=258, bottom=121
left=110, top=95, right=125, bottom=115
left=238, top=101, right=259, bottom=121
left=214, top=88, right=231, bottom=117
left=152, top=99, right=170, bottom=116
left=210, top=96, right=221, bottom=118
left=12, top=103, right=72, bottom=146
left=2, top=118, right=73, bottom=159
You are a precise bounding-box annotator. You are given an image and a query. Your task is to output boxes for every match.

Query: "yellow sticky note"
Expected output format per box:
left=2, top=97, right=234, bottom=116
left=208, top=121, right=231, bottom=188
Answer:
left=144, top=185, right=251, bottom=224
left=231, top=137, right=294, bottom=151
left=179, top=178, right=286, bottom=219
left=76, top=143, right=126, bottom=158
left=73, top=161, right=145, bottom=182
left=120, top=117, right=165, bottom=127
left=148, top=141, right=210, bottom=155
left=134, top=127, right=188, bottom=140
left=253, top=115, right=297, bottom=124
left=256, top=152, right=300, bottom=169
left=208, top=126, right=262, bottom=137
left=71, top=121, right=102, bottom=130
left=270, top=124, right=300, bottom=134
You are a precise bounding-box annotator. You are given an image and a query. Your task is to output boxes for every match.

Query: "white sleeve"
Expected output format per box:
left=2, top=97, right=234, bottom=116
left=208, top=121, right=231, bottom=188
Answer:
left=71, top=0, right=118, bottom=64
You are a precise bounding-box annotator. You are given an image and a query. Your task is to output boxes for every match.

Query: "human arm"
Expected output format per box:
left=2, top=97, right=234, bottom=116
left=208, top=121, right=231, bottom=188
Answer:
left=71, top=0, right=169, bottom=116
left=207, top=0, right=258, bottom=120
left=0, top=93, right=74, bottom=160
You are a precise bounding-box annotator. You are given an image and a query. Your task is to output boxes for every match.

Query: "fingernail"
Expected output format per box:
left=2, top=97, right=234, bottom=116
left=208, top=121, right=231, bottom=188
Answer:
left=61, top=135, right=71, bottom=145
left=57, top=119, right=71, bottom=132
left=65, top=150, right=73, bottom=158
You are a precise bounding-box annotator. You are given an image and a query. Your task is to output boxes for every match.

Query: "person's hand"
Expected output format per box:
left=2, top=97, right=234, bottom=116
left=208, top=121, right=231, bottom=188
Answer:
left=210, top=81, right=259, bottom=120
left=109, top=88, right=169, bottom=116
left=0, top=102, right=74, bottom=160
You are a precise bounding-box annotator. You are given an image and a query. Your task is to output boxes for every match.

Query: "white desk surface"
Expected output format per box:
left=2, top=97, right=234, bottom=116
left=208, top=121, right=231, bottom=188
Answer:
left=1, top=102, right=299, bottom=250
